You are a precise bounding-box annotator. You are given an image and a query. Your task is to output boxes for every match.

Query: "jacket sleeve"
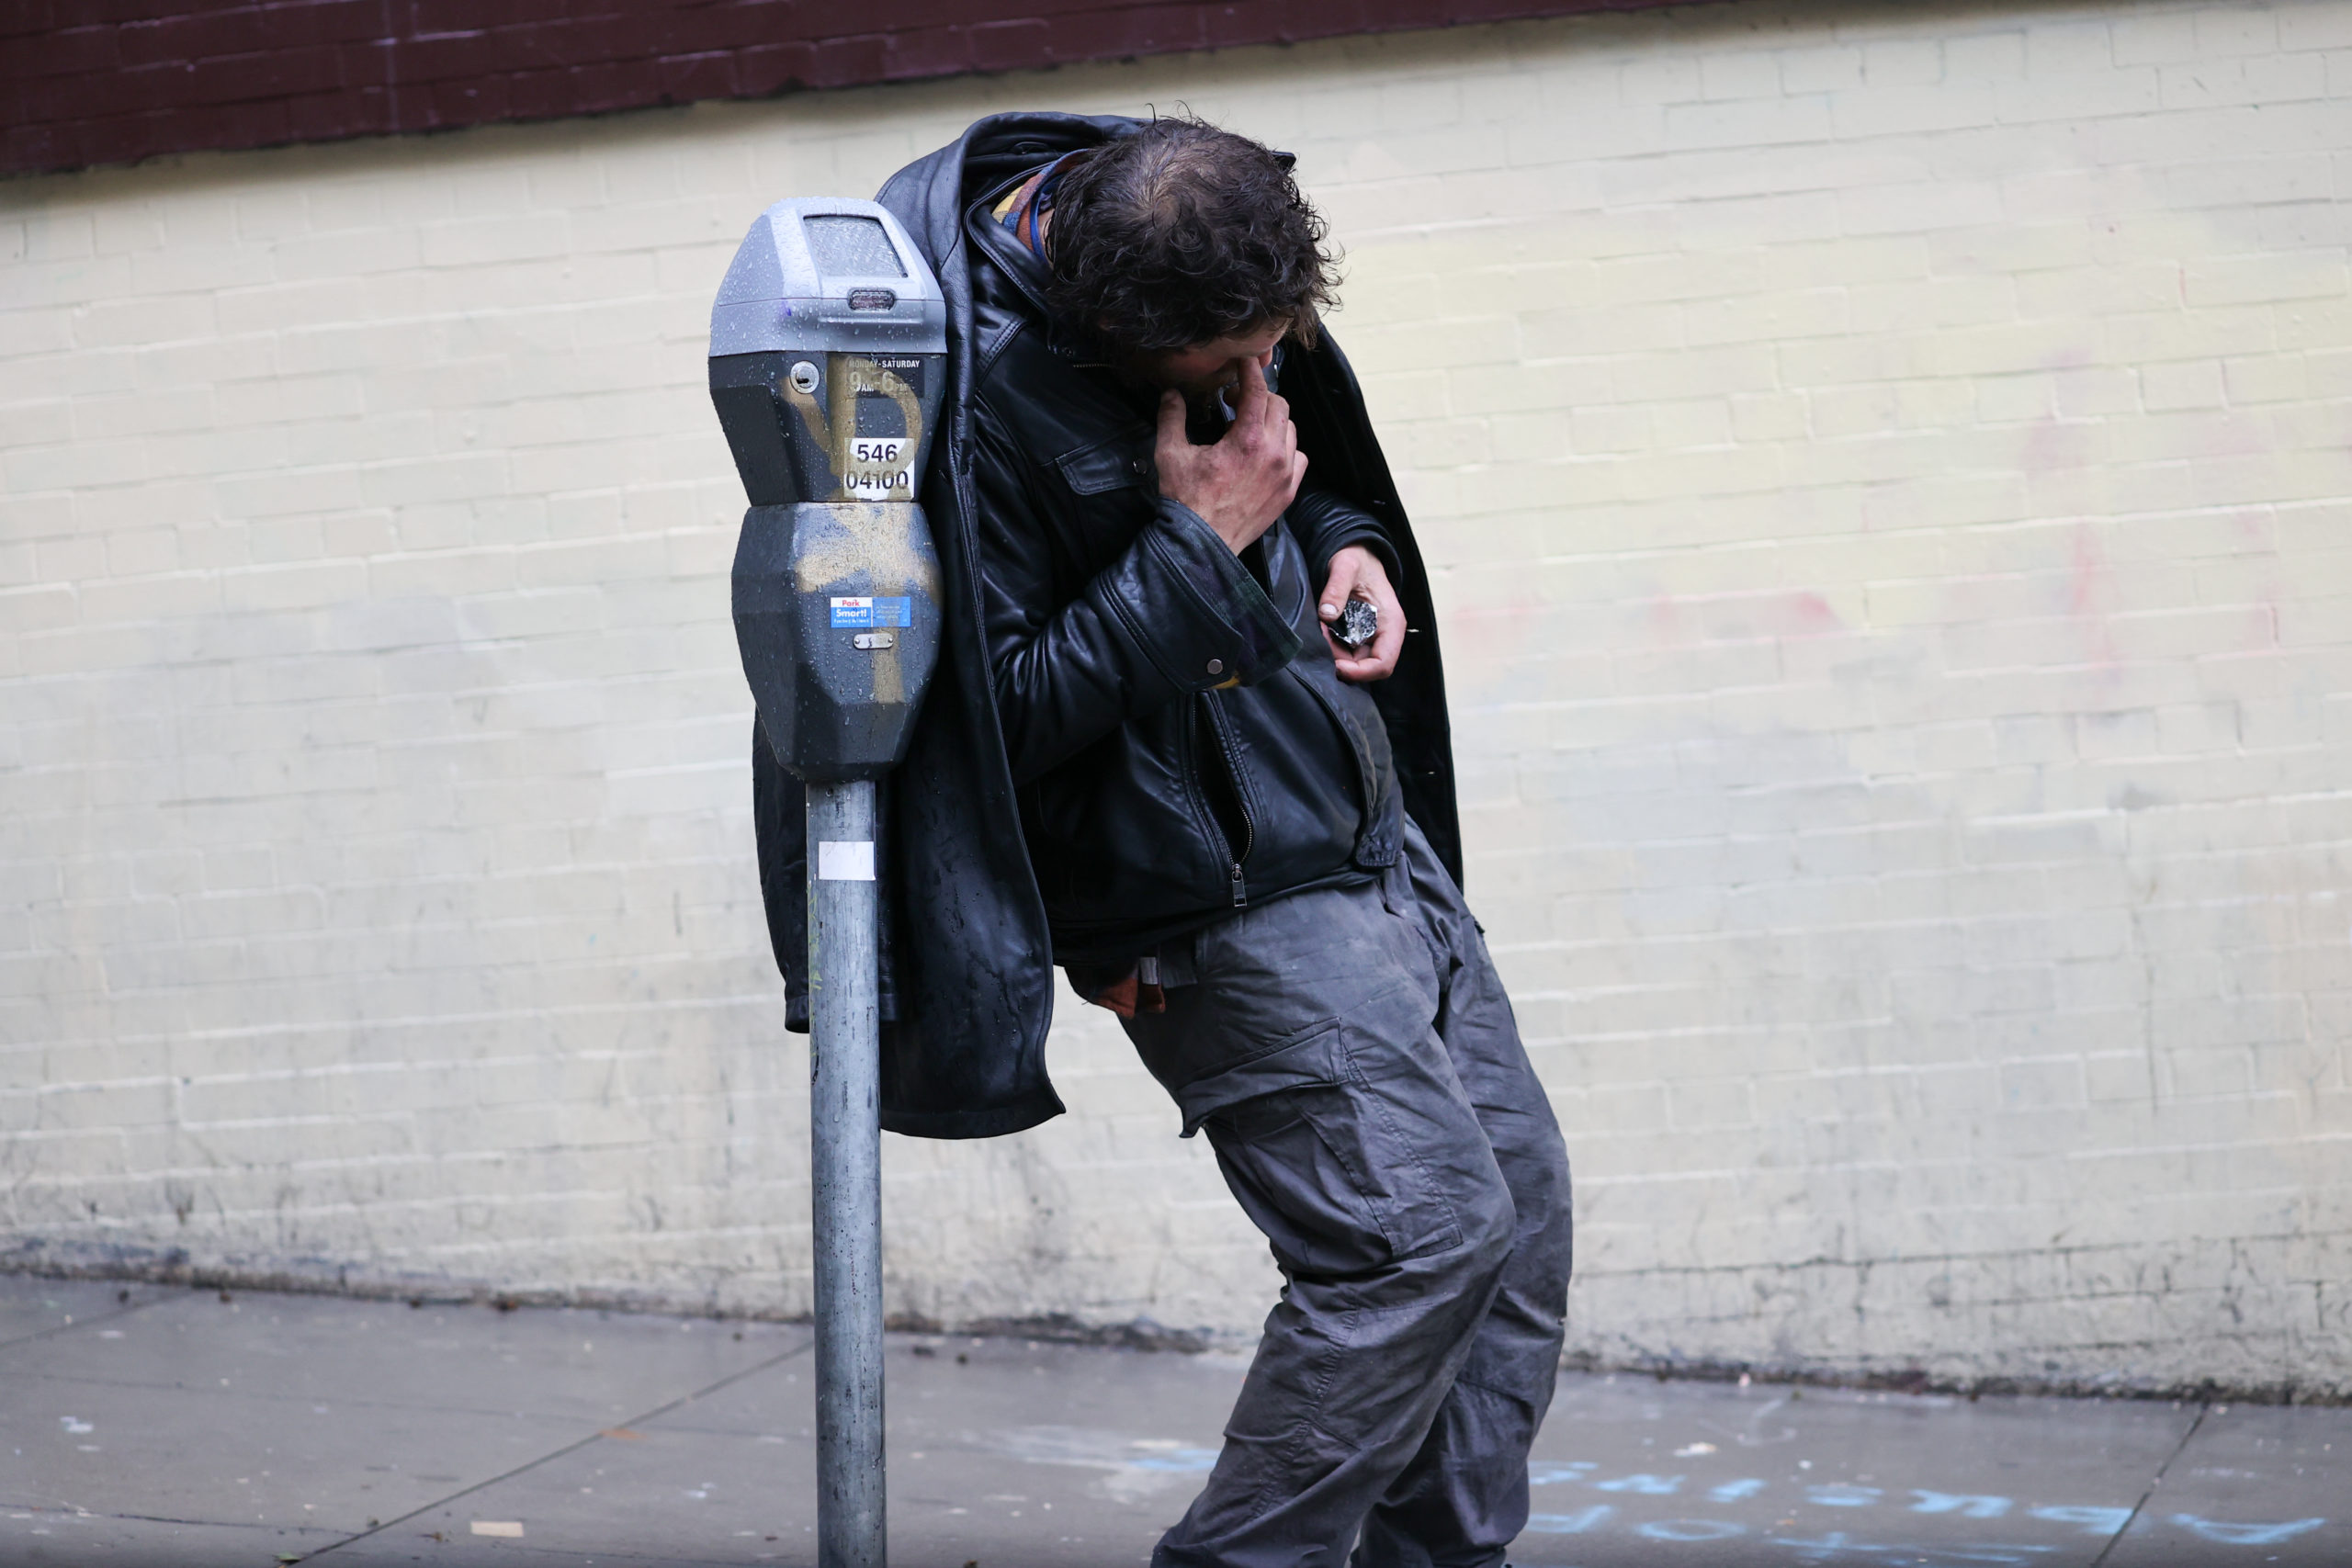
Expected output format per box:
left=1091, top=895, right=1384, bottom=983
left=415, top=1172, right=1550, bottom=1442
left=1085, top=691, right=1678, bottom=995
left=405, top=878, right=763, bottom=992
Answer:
left=1287, top=481, right=1402, bottom=593
left=971, top=399, right=1301, bottom=787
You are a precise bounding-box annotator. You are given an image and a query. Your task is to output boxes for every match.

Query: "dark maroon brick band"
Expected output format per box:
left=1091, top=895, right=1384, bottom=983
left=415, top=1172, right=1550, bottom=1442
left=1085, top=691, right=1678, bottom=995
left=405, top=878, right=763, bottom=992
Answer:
left=6, top=0, right=1704, bottom=177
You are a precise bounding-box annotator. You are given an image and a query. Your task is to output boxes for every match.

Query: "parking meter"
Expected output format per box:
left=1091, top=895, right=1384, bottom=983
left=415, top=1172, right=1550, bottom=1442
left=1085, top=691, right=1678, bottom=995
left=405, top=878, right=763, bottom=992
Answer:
left=710, top=198, right=946, bottom=781
left=709, top=197, right=946, bottom=1568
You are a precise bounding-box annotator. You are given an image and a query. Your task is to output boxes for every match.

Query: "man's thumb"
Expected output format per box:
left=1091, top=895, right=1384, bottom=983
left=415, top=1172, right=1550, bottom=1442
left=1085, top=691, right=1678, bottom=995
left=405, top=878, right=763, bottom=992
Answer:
left=1156, top=388, right=1185, bottom=444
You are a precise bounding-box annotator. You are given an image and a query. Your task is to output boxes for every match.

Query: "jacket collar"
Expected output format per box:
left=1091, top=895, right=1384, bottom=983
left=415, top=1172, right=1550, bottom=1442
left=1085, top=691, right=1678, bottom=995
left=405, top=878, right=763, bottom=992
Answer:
left=877, top=113, right=1144, bottom=443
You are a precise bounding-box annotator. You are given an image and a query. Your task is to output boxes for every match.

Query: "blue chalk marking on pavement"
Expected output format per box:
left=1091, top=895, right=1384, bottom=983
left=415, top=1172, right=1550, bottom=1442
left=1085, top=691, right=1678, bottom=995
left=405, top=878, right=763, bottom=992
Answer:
left=2168, top=1514, right=2326, bottom=1545
left=1509, top=1462, right=2332, bottom=1560
left=1635, top=1518, right=1745, bottom=1541
left=1763, top=1532, right=2055, bottom=1564
left=829, top=596, right=912, bottom=627
left=2028, top=1505, right=2134, bottom=1536
left=1523, top=1506, right=1613, bottom=1533
left=1911, top=1491, right=2012, bottom=1518
left=1129, top=1447, right=1220, bottom=1473
left=1529, top=1461, right=1597, bottom=1485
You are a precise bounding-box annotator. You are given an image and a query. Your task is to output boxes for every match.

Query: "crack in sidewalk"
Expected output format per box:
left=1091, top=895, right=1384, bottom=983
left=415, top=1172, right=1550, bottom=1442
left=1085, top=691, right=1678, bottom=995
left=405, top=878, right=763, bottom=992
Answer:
left=292, top=1334, right=816, bottom=1562
left=0, top=1286, right=168, bottom=1356
left=2088, top=1400, right=2211, bottom=1568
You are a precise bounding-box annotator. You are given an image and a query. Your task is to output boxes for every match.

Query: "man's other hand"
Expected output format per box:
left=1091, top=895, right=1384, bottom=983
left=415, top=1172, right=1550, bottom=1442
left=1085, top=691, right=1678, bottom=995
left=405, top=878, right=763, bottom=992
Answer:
left=1156, top=355, right=1307, bottom=554
left=1319, top=546, right=1404, bottom=683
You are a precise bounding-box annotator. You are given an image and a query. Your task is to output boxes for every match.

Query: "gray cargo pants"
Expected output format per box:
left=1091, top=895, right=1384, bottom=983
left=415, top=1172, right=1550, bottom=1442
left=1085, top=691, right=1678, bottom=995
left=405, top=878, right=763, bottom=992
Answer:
left=1116, top=822, right=1574, bottom=1568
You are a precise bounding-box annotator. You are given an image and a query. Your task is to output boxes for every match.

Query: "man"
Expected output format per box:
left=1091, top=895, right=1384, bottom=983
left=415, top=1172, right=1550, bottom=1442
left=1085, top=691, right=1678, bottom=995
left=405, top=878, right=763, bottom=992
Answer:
left=753, top=112, right=1571, bottom=1568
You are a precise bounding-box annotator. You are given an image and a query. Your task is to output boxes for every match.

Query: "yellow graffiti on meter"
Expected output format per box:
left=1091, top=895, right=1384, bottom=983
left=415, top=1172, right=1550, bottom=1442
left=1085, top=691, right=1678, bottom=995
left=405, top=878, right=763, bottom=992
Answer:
left=777, top=354, right=927, bottom=502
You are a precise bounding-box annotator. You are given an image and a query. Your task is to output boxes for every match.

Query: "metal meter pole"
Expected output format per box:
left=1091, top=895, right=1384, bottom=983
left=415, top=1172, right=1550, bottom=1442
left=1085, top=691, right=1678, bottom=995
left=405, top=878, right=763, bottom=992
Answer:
left=712, top=196, right=946, bottom=1568
left=808, top=777, right=886, bottom=1568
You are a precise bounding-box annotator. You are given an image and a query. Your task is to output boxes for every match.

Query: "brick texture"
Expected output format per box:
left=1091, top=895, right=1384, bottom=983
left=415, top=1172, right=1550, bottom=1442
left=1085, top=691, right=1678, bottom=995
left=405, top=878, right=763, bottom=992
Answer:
left=3, top=0, right=2349, bottom=1396
left=2, top=0, right=1702, bottom=177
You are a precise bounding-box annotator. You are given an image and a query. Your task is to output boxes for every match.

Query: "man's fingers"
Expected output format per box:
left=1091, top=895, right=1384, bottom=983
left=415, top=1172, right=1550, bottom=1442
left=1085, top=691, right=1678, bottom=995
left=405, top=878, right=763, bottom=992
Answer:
left=1156, top=388, right=1186, bottom=451
left=1320, top=547, right=1404, bottom=682
left=1319, top=558, right=1350, bottom=621
left=1373, top=592, right=1407, bottom=667
left=1233, top=355, right=1269, bottom=423
left=1372, top=564, right=1406, bottom=669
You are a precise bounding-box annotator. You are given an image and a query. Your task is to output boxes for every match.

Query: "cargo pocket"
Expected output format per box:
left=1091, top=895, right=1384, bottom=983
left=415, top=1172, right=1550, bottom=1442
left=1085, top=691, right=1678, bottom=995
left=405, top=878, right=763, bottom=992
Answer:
left=1193, top=1020, right=1465, bottom=1277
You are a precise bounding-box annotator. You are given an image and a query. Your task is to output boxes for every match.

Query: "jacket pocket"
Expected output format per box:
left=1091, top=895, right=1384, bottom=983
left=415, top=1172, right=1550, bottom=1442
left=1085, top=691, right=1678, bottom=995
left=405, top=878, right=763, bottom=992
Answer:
left=1289, top=661, right=1399, bottom=869
left=1052, top=425, right=1155, bottom=495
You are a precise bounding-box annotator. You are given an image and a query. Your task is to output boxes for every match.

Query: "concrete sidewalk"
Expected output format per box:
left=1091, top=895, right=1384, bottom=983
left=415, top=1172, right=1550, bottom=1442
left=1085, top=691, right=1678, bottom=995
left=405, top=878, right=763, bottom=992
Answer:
left=0, top=1276, right=2342, bottom=1568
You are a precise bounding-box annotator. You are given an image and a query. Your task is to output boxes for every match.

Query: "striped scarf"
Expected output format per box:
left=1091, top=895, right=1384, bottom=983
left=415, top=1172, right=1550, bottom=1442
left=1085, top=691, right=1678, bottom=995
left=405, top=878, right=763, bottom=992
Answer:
left=991, top=151, right=1085, bottom=260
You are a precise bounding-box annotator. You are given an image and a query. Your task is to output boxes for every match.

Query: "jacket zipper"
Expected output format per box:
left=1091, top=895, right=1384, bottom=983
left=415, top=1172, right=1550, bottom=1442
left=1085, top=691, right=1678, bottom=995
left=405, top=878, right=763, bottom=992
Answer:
left=1196, top=692, right=1255, bottom=907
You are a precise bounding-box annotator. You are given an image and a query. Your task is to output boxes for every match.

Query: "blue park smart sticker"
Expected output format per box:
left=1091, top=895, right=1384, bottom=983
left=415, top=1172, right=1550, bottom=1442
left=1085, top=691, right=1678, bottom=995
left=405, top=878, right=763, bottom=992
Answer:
left=829, top=596, right=912, bottom=628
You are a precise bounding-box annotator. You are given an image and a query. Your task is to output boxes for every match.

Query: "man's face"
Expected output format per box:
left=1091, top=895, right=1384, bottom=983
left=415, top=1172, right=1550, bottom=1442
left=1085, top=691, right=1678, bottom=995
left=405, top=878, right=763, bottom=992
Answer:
left=1130, top=321, right=1289, bottom=402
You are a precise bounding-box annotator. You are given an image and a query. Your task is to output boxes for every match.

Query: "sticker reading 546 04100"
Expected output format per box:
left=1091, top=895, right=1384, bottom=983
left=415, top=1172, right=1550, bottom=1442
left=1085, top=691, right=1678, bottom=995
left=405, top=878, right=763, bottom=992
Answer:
left=830, top=597, right=911, bottom=628
left=843, top=437, right=911, bottom=497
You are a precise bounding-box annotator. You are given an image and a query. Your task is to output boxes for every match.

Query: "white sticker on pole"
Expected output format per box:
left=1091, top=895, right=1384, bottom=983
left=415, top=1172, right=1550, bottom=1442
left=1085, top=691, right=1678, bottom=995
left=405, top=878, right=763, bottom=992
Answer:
left=816, top=840, right=876, bottom=881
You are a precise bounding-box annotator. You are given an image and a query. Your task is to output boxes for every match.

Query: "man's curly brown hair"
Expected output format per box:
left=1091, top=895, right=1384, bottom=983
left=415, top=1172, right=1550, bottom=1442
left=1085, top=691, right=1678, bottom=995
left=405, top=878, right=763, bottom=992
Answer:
left=1045, top=116, right=1340, bottom=355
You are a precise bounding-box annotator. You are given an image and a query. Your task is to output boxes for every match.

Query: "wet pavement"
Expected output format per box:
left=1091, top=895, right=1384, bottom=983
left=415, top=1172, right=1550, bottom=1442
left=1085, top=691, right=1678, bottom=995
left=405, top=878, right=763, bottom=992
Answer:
left=0, top=1275, right=2342, bottom=1567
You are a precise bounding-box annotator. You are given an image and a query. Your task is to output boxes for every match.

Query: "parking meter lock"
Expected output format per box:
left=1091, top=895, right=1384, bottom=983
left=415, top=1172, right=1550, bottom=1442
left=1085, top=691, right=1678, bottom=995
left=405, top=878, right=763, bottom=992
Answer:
left=708, top=198, right=946, bottom=782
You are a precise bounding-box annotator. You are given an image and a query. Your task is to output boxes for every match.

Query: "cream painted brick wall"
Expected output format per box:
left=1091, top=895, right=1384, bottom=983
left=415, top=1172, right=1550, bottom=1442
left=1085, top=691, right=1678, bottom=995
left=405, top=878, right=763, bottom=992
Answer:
left=4, top=0, right=2348, bottom=1393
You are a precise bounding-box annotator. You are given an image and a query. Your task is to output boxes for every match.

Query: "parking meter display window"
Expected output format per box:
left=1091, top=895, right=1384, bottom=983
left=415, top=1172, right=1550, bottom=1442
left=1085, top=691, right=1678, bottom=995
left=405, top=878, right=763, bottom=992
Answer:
left=801, top=214, right=906, bottom=277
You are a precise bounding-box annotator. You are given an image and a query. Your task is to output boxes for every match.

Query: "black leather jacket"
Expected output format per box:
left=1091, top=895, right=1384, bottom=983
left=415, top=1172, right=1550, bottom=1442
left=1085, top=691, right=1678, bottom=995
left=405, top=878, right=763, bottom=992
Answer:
left=752, top=112, right=1461, bottom=1138
left=965, top=212, right=1404, bottom=963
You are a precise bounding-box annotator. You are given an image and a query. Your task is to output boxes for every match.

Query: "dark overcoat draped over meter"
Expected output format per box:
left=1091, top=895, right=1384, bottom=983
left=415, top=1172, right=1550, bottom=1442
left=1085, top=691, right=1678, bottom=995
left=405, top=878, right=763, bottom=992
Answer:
left=751, top=111, right=1462, bottom=1139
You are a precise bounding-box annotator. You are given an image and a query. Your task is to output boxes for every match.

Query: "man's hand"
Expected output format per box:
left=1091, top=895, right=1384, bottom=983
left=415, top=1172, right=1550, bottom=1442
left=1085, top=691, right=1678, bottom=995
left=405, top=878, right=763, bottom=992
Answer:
left=1320, top=545, right=1404, bottom=683
left=1155, top=355, right=1307, bottom=554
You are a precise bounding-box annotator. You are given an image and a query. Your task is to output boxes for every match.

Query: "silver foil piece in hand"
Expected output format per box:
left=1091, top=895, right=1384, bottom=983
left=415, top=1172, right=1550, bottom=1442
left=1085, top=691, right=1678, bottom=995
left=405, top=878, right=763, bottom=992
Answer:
left=1333, top=599, right=1378, bottom=653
